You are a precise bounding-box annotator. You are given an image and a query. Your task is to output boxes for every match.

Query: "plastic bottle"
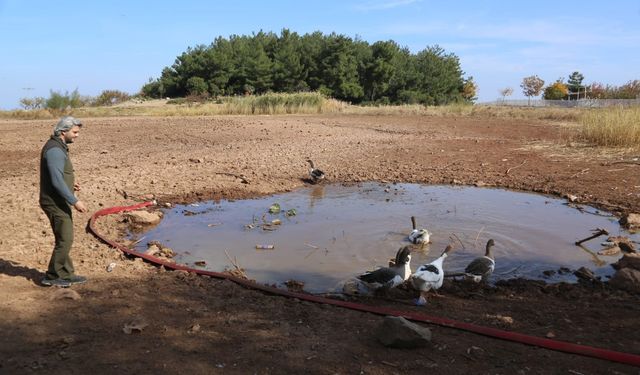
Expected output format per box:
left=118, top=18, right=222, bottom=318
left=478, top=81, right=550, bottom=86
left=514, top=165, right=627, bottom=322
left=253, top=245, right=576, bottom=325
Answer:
left=255, top=244, right=275, bottom=250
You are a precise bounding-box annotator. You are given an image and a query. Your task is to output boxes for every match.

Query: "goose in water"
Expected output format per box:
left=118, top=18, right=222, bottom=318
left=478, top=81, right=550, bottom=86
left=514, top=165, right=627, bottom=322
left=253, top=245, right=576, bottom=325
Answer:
left=464, top=239, right=496, bottom=282
left=408, top=216, right=431, bottom=245
left=410, top=244, right=454, bottom=305
left=357, top=246, right=412, bottom=293
left=307, top=159, right=325, bottom=184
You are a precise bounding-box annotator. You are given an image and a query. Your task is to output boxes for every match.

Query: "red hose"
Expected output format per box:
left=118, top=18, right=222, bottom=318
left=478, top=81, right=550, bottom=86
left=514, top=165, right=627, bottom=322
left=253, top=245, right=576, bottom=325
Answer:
left=89, top=201, right=640, bottom=368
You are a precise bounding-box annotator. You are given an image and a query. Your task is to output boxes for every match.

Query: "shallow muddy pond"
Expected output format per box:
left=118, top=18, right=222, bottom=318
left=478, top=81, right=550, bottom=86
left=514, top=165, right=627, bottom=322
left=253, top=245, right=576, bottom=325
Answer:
left=132, top=183, right=638, bottom=293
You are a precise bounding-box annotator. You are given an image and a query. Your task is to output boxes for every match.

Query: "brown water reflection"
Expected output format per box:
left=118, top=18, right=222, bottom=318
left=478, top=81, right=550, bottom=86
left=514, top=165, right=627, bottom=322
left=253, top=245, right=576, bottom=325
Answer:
left=133, top=183, right=638, bottom=293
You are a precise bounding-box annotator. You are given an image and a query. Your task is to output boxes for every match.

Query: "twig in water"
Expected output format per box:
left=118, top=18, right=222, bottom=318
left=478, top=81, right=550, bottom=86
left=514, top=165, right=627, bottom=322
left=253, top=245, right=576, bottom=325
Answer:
left=497, top=265, right=523, bottom=276
left=505, top=159, right=527, bottom=175
left=474, top=227, right=485, bottom=248
left=576, top=244, right=606, bottom=267
left=304, top=243, right=319, bottom=249
left=224, top=249, right=242, bottom=271
left=450, top=233, right=466, bottom=250
left=132, top=236, right=146, bottom=246
left=304, top=247, right=318, bottom=259
left=575, top=228, right=609, bottom=246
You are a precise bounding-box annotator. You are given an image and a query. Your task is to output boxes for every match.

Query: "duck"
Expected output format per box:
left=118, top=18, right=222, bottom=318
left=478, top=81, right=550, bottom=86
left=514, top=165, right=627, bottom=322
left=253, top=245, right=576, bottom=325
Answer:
left=409, top=244, right=454, bottom=305
left=357, top=246, right=412, bottom=294
left=464, top=239, right=496, bottom=282
left=408, top=216, right=431, bottom=245
left=307, top=159, right=325, bottom=184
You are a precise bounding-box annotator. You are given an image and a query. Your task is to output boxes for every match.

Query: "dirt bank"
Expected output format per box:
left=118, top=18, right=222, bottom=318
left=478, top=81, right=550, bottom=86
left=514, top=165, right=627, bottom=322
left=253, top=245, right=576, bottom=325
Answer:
left=1, top=114, right=639, bottom=374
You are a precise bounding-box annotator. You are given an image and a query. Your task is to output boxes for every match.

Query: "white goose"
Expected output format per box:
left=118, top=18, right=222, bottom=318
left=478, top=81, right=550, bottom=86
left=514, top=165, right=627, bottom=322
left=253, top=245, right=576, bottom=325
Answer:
left=464, top=239, right=496, bottom=282
left=307, top=159, right=325, bottom=184
left=357, top=246, right=412, bottom=294
left=408, top=216, right=431, bottom=245
left=410, top=244, right=454, bottom=305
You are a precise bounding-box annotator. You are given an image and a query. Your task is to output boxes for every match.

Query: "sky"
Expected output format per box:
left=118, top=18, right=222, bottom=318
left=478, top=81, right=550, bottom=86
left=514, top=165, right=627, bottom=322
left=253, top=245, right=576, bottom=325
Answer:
left=1, top=0, right=639, bottom=109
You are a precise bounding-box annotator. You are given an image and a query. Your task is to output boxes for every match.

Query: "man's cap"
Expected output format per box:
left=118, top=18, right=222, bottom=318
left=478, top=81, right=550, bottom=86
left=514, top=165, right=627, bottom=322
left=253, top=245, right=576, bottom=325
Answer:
left=53, top=116, right=83, bottom=136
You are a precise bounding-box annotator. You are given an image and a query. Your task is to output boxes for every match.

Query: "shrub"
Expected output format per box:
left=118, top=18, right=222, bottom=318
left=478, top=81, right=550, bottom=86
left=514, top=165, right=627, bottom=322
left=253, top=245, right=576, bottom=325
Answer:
left=19, top=97, right=45, bottom=110
left=186, top=77, right=208, bottom=95
left=543, top=82, right=569, bottom=100
left=95, top=90, right=130, bottom=106
left=141, top=79, right=165, bottom=98
left=166, top=98, right=187, bottom=105
left=45, top=89, right=83, bottom=110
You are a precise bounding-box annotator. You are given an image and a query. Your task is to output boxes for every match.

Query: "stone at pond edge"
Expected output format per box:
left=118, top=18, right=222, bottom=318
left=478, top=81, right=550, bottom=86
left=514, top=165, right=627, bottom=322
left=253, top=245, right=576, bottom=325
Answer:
left=375, top=316, right=432, bottom=348
left=619, top=213, right=640, bottom=229
left=574, top=267, right=599, bottom=283
left=612, top=253, right=640, bottom=271
left=123, top=318, right=149, bottom=334
left=126, top=210, right=163, bottom=225
left=609, top=268, right=640, bottom=294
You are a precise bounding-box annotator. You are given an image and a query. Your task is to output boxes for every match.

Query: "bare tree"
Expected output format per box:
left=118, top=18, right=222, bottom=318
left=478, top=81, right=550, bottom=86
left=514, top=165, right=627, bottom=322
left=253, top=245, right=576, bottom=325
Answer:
left=520, top=75, right=545, bottom=106
left=499, top=87, right=513, bottom=102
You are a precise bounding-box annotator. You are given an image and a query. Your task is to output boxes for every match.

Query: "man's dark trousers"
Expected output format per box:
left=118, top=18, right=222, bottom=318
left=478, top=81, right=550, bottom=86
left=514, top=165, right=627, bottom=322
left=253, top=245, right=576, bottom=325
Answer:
left=42, top=204, right=75, bottom=280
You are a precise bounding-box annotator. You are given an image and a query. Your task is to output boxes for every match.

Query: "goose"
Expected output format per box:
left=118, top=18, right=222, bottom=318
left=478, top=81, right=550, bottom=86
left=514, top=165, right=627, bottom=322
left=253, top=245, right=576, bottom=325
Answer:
left=307, top=159, right=325, bottom=184
left=464, top=239, right=496, bottom=282
left=408, top=216, right=431, bottom=245
left=357, top=246, right=412, bottom=294
left=409, top=244, right=454, bottom=305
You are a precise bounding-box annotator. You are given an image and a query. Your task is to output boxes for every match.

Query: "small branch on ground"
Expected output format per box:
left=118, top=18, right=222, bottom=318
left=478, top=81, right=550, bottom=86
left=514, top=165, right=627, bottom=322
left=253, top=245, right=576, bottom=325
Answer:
left=570, top=168, right=590, bottom=178
left=505, top=160, right=527, bottom=175
left=604, top=160, right=640, bottom=166
left=215, top=172, right=249, bottom=184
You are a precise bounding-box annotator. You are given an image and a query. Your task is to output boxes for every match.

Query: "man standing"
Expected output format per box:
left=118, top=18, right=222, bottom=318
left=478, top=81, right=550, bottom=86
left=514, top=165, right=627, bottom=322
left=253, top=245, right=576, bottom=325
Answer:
left=40, top=116, right=88, bottom=287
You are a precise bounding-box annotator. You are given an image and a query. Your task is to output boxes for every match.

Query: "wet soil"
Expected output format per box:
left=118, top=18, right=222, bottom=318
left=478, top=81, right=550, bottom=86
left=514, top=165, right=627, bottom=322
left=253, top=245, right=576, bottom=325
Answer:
left=1, top=114, right=639, bottom=374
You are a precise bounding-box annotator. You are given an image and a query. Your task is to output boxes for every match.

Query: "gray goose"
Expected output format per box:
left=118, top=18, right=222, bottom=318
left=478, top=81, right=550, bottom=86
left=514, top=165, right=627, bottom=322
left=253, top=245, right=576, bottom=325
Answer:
left=464, top=239, right=496, bottom=282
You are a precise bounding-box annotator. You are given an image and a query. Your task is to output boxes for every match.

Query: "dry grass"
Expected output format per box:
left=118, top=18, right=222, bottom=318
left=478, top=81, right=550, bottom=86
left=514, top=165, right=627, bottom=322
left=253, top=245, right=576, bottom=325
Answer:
left=2, top=94, right=629, bottom=130
left=579, top=106, right=640, bottom=147
left=0, top=109, right=57, bottom=120
left=341, top=103, right=589, bottom=122
left=0, top=93, right=346, bottom=119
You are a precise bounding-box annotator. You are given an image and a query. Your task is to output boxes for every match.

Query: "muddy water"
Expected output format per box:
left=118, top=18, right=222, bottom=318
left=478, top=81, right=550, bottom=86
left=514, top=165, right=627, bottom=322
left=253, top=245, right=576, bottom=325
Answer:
left=133, top=183, right=638, bottom=293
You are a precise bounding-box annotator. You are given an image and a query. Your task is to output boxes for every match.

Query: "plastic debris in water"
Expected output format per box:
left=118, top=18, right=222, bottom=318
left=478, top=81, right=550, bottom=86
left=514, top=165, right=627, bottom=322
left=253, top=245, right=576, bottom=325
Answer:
left=256, top=244, right=275, bottom=250
left=285, top=208, right=297, bottom=217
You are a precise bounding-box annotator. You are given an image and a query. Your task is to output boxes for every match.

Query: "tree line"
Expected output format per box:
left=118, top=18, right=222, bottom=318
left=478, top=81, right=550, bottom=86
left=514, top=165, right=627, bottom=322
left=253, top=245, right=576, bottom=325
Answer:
left=140, top=29, right=476, bottom=105
left=501, top=72, right=640, bottom=104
